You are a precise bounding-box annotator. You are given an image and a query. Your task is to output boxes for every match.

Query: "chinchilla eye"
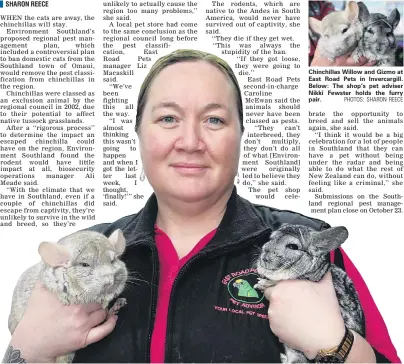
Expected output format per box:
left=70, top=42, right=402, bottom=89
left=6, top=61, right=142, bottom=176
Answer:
left=387, top=32, right=393, bottom=37
left=342, top=27, right=349, bottom=34
left=367, top=28, right=374, bottom=34
left=286, top=243, right=299, bottom=250
left=79, top=262, right=90, bottom=267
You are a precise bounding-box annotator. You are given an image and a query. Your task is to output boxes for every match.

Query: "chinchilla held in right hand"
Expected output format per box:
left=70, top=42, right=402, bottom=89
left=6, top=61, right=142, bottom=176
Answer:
left=8, top=229, right=128, bottom=363
left=254, top=224, right=365, bottom=363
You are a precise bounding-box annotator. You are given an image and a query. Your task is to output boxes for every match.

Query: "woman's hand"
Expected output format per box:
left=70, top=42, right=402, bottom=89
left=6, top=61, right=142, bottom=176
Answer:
left=9, top=281, right=118, bottom=363
left=311, top=47, right=377, bottom=67
left=264, top=272, right=345, bottom=359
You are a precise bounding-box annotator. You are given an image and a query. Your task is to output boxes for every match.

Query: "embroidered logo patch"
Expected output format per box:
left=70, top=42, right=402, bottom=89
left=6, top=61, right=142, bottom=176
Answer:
left=214, top=268, right=268, bottom=319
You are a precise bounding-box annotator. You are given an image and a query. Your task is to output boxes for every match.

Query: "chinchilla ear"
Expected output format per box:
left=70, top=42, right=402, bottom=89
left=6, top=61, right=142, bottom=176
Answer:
left=38, top=242, right=71, bottom=267
left=388, top=9, right=400, bottom=29
left=309, top=17, right=323, bottom=35
left=357, top=2, right=370, bottom=22
left=109, top=229, right=126, bottom=256
left=345, top=1, right=359, bottom=22
left=312, top=226, right=349, bottom=254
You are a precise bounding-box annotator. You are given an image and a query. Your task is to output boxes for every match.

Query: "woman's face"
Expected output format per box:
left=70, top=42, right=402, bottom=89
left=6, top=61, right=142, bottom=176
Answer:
left=138, top=60, right=242, bottom=203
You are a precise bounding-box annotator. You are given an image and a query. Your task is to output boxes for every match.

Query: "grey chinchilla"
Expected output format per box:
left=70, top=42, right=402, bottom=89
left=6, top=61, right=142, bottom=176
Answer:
left=309, top=1, right=364, bottom=62
left=8, top=229, right=128, bottom=363
left=351, top=2, right=400, bottom=66
left=254, top=224, right=365, bottom=363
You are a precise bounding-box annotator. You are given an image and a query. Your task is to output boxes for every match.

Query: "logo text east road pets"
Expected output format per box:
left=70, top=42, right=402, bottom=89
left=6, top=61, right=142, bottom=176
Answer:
left=215, top=268, right=268, bottom=320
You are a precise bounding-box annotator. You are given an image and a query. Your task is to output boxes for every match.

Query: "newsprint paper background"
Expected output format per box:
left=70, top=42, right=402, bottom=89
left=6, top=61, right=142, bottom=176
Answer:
left=0, top=0, right=403, bottom=360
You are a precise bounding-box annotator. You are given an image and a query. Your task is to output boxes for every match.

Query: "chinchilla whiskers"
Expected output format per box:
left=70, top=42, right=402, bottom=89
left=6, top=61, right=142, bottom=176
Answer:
left=258, top=262, right=289, bottom=279
left=252, top=244, right=263, bottom=258
left=275, top=262, right=296, bottom=275
left=120, top=279, right=153, bottom=293
left=126, top=271, right=152, bottom=286
left=250, top=255, right=260, bottom=269
left=251, top=252, right=261, bottom=262
left=288, top=254, right=313, bottom=280
left=267, top=258, right=304, bottom=280
left=275, top=259, right=297, bottom=271
left=119, top=282, right=138, bottom=293
left=126, top=270, right=144, bottom=279
left=121, top=277, right=142, bottom=286
left=289, top=265, right=304, bottom=279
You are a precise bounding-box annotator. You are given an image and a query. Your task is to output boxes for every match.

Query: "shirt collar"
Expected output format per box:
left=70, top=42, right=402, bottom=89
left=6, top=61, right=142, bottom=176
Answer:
left=123, top=186, right=272, bottom=253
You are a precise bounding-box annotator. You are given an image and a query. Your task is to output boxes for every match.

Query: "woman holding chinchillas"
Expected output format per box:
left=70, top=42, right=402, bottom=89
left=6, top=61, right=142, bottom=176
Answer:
left=4, top=49, right=400, bottom=363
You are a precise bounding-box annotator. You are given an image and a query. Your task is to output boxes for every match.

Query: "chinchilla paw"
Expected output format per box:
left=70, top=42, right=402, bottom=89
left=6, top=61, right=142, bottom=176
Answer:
left=280, top=353, right=288, bottom=363
left=254, top=278, right=269, bottom=292
left=108, top=297, right=127, bottom=317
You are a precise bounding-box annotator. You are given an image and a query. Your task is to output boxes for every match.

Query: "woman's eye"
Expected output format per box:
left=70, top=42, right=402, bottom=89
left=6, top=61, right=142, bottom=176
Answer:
left=79, top=262, right=90, bottom=267
left=207, top=117, right=223, bottom=125
left=160, top=116, right=176, bottom=123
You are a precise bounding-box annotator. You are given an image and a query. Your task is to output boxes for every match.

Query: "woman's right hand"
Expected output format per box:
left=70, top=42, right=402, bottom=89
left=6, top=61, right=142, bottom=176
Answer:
left=8, top=281, right=118, bottom=363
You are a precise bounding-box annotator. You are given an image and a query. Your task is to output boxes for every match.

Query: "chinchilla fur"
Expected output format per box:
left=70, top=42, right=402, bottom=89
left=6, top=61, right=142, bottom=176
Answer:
left=309, top=1, right=364, bottom=62
left=254, top=224, right=365, bottom=363
left=351, top=2, right=400, bottom=66
left=8, top=229, right=128, bottom=363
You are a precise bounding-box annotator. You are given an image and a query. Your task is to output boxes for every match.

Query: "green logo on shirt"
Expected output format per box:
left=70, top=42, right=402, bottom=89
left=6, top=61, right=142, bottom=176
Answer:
left=233, top=279, right=259, bottom=298
left=227, top=273, right=264, bottom=304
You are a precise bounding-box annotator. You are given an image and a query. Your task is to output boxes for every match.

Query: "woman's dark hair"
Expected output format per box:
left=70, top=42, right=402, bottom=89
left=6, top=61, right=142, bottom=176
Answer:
left=135, top=49, right=244, bottom=133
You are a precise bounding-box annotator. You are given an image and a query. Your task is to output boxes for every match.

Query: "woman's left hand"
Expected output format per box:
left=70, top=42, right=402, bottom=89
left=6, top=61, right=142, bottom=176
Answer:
left=264, top=271, right=345, bottom=359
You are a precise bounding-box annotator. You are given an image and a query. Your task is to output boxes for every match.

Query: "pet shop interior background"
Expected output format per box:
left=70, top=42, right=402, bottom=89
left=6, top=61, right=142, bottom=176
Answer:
left=309, top=1, right=403, bottom=66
